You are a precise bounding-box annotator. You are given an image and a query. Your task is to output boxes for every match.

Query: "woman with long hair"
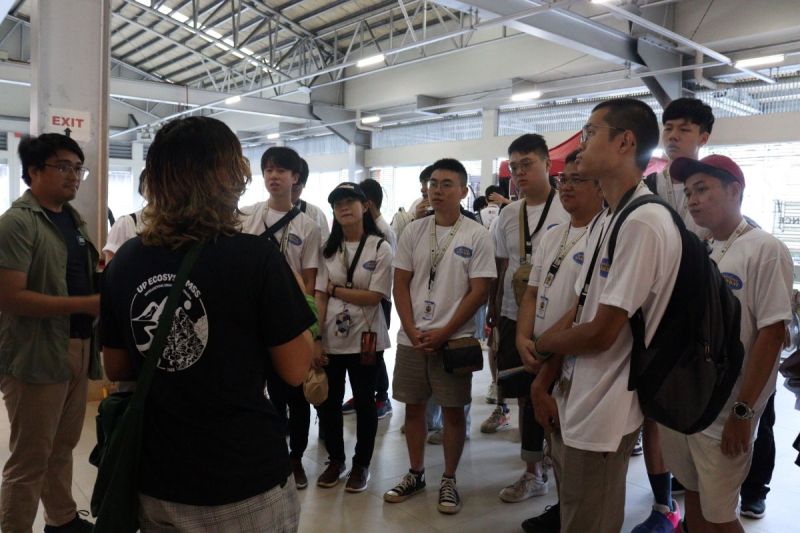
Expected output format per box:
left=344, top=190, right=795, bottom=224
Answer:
left=314, top=182, right=393, bottom=493
left=99, top=116, right=313, bottom=530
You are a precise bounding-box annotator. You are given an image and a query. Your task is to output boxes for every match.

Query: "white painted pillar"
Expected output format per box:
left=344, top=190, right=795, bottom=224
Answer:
left=347, top=143, right=366, bottom=183
left=480, top=109, right=498, bottom=194
left=29, top=0, right=111, bottom=246
left=7, top=132, right=21, bottom=200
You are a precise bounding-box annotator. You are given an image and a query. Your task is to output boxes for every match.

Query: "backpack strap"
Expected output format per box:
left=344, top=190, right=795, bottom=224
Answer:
left=129, top=212, right=137, bottom=226
left=643, top=172, right=659, bottom=195
left=607, top=194, right=687, bottom=266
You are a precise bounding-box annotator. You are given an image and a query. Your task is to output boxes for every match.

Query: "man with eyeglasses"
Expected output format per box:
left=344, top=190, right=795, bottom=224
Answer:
left=488, top=134, right=568, bottom=504
left=531, top=98, right=681, bottom=532
left=0, top=133, right=100, bottom=532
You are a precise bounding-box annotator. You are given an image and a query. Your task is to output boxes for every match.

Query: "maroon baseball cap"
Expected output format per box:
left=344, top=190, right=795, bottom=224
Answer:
left=669, top=155, right=745, bottom=187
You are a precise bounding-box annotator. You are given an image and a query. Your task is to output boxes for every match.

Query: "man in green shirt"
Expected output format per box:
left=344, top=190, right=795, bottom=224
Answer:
left=0, top=133, right=100, bottom=533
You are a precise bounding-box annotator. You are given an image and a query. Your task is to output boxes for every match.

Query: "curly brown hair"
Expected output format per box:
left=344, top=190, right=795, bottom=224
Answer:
left=139, top=116, right=251, bottom=249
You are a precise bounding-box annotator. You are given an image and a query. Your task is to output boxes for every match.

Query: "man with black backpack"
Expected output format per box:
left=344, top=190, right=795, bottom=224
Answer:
left=530, top=98, right=681, bottom=533
left=661, top=155, right=791, bottom=533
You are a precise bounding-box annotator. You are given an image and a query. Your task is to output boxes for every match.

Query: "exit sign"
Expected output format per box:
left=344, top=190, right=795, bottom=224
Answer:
left=45, top=107, right=92, bottom=142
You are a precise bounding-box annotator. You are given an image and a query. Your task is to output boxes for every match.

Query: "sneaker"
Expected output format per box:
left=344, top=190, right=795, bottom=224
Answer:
left=316, top=460, right=346, bottom=488
left=480, top=404, right=510, bottom=433
left=631, top=500, right=681, bottom=533
left=438, top=476, right=462, bottom=514
left=290, top=457, right=308, bottom=489
left=384, top=470, right=426, bottom=502
left=376, top=400, right=393, bottom=419
left=499, top=472, right=549, bottom=503
left=427, top=429, right=444, bottom=445
left=740, top=497, right=766, bottom=519
left=345, top=464, right=370, bottom=493
left=632, top=429, right=643, bottom=456
left=486, top=382, right=498, bottom=404
left=521, top=503, right=560, bottom=533
left=44, top=512, right=93, bottom=532
left=671, top=476, right=686, bottom=495
left=342, top=397, right=356, bottom=415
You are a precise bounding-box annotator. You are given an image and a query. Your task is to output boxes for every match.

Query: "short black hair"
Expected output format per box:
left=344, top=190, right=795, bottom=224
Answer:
left=429, top=158, right=468, bottom=185
left=508, top=133, right=549, bottom=160
left=419, top=164, right=434, bottom=184
left=298, top=157, right=309, bottom=185
left=473, top=195, right=488, bottom=212
left=485, top=184, right=505, bottom=198
left=359, top=178, right=383, bottom=209
left=18, top=133, right=84, bottom=186
left=260, top=146, right=302, bottom=175
left=663, top=97, right=715, bottom=134
left=564, top=149, right=580, bottom=165
left=592, top=98, right=659, bottom=171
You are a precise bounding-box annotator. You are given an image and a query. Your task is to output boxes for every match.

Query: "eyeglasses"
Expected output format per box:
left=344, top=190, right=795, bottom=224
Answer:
left=427, top=180, right=457, bottom=190
left=556, top=174, right=596, bottom=189
left=508, top=158, right=542, bottom=175
left=44, top=162, right=90, bottom=181
left=580, top=124, right=626, bottom=144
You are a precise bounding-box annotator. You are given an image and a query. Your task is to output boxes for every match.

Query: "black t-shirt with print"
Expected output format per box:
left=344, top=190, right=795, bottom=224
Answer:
left=43, top=207, right=92, bottom=338
left=100, top=233, right=315, bottom=505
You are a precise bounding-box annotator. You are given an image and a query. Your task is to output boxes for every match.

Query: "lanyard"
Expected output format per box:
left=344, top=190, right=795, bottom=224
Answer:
left=711, top=218, right=750, bottom=264
left=428, top=215, right=464, bottom=291
left=575, top=183, right=642, bottom=323
left=341, top=234, right=369, bottom=288
left=543, top=224, right=587, bottom=288
left=662, top=169, right=688, bottom=219
left=518, top=189, right=555, bottom=264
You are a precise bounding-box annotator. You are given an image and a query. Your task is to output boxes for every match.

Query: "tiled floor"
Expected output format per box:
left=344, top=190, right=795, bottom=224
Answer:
left=7, top=342, right=800, bottom=532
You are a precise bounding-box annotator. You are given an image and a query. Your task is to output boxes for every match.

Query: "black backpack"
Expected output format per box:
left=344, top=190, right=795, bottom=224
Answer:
left=607, top=194, right=745, bottom=434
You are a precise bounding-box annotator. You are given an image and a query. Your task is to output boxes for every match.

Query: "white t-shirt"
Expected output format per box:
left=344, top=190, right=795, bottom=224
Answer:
left=649, top=169, right=704, bottom=236
left=315, top=235, right=393, bottom=354
left=529, top=223, right=588, bottom=336
left=375, top=214, right=397, bottom=253
left=494, top=197, right=569, bottom=321
left=103, top=210, right=145, bottom=255
left=558, top=186, right=682, bottom=452
left=703, top=227, right=793, bottom=441
left=393, top=216, right=496, bottom=346
left=299, top=200, right=330, bottom=241
left=479, top=204, right=501, bottom=229
left=240, top=202, right=321, bottom=273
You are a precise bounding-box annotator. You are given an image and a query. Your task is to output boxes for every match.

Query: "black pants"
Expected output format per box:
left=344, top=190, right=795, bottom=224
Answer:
left=319, top=352, right=381, bottom=467
left=741, top=393, right=776, bottom=500
left=267, top=379, right=310, bottom=459
left=520, top=396, right=545, bottom=464
left=375, top=356, right=389, bottom=402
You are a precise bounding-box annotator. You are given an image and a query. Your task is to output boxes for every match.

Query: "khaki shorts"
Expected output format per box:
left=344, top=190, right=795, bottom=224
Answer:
left=392, top=344, right=472, bottom=407
left=659, top=424, right=753, bottom=524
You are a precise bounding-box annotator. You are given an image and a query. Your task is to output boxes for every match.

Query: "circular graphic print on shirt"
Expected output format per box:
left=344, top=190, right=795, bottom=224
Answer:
left=129, top=274, right=209, bottom=372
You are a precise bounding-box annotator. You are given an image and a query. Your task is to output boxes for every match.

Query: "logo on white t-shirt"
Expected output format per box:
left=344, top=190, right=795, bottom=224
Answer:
left=599, top=257, right=611, bottom=278
left=362, top=260, right=377, bottom=271
left=573, top=251, right=584, bottom=265
left=454, top=246, right=473, bottom=258
left=288, top=233, right=303, bottom=246
left=130, top=274, right=209, bottom=372
left=721, top=272, right=744, bottom=290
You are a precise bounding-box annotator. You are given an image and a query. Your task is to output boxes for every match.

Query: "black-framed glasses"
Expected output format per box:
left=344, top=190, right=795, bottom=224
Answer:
left=43, top=162, right=90, bottom=181
left=580, top=124, right=626, bottom=144
left=556, top=173, right=596, bottom=189
left=508, top=158, right=535, bottom=175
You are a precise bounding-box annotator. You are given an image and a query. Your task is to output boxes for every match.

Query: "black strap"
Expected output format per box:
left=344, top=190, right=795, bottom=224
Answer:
left=344, top=234, right=369, bottom=288
left=297, top=200, right=307, bottom=213
left=574, top=185, right=640, bottom=322
left=130, top=242, right=204, bottom=411
left=262, top=206, right=301, bottom=244
left=643, top=172, right=659, bottom=195
left=607, top=194, right=686, bottom=266
left=523, top=189, right=555, bottom=257
left=129, top=212, right=137, bottom=226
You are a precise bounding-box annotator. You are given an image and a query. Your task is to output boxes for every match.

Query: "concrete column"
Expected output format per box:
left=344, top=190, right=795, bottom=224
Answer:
left=480, top=109, right=499, bottom=193
left=7, top=132, right=21, bottom=200
left=347, top=143, right=366, bottom=183
left=131, top=141, right=145, bottom=207
left=29, top=0, right=111, bottom=246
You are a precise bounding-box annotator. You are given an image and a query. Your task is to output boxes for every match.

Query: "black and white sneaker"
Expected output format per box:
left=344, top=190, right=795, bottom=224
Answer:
left=437, top=476, right=462, bottom=514
left=740, top=497, right=766, bottom=519
left=384, top=470, right=426, bottom=503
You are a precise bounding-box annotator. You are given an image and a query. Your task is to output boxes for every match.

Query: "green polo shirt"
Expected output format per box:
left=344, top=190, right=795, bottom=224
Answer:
left=0, top=190, right=101, bottom=383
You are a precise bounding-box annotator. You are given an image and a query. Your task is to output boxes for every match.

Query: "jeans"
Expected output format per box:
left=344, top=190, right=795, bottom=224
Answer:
left=426, top=397, right=471, bottom=434
left=266, top=379, right=309, bottom=460
left=375, top=356, right=389, bottom=402
left=319, top=353, right=381, bottom=467
left=473, top=304, right=487, bottom=341
left=741, top=393, right=776, bottom=501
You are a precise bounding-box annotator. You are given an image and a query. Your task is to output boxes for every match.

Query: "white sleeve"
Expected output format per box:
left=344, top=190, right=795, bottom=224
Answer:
left=494, top=212, right=509, bottom=259
left=302, top=224, right=321, bottom=270
left=393, top=222, right=415, bottom=272
left=317, top=210, right=330, bottom=241
left=102, top=215, right=136, bottom=254
left=751, top=240, right=793, bottom=329
left=369, top=240, right=394, bottom=300
left=469, top=227, right=498, bottom=279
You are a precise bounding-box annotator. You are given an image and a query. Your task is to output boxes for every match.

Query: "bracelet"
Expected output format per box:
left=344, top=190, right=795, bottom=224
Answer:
left=533, top=335, right=554, bottom=361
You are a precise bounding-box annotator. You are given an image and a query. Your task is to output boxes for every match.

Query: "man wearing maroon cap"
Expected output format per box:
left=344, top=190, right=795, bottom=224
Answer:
left=658, top=154, right=792, bottom=533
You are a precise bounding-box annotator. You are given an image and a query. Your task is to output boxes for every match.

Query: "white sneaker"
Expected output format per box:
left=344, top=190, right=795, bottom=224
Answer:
left=499, top=472, right=548, bottom=503
left=427, top=428, right=470, bottom=445
left=480, top=404, right=511, bottom=433
left=486, top=382, right=497, bottom=404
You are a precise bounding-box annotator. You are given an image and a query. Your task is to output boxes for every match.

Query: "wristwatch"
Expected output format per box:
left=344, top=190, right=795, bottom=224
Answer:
left=732, top=401, right=755, bottom=420
left=533, top=336, right=554, bottom=362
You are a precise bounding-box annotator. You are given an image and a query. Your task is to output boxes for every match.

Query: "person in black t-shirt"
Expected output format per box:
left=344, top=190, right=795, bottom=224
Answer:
left=100, top=116, right=313, bottom=531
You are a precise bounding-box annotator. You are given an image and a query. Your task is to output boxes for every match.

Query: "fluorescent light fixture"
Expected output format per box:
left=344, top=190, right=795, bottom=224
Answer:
left=734, top=54, right=785, bottom=69
left=224, top=95, right=241, bottom=105
left=511, top=90, right=542, bottom=102
left=267, top=133, right=280, bottom=140
left=651, top=148, right=665, bottom=158
left=591, top=0, right=614, bottom=3
left=356, top=54, right=385, bottom=68
left=171, top=11, right=189, bottom=23
left=361, top=115, right=381, bottom=124
left=157, top=5, right=172, bottom=15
